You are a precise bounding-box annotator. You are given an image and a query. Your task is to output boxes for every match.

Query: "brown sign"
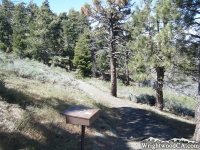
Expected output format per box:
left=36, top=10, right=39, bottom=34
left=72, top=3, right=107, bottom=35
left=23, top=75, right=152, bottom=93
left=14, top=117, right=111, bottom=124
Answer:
left=61, top=105, right=100, bottom=126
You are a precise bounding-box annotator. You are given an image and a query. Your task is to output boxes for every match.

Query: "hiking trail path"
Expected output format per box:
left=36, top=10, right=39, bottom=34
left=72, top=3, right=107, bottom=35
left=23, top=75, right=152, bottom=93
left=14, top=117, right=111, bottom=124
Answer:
left=77, top=80, right=181, bottom=150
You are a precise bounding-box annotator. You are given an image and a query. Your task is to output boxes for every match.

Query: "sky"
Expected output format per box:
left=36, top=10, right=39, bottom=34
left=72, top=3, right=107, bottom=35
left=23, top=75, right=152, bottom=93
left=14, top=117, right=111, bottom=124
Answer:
left=13, top=0, right=93, bottom=14
left=10, top=0, right=141, bottom=15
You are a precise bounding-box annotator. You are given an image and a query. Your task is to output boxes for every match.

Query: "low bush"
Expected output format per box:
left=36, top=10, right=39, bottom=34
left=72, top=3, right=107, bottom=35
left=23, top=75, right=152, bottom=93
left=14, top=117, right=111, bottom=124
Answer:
left=130, top=91, right=196, bottom=118
left=164, top=97, right=195, bottom=117
left=0, top=52, right=77, bottom=89
left=134, top=94, right=156, bottom=106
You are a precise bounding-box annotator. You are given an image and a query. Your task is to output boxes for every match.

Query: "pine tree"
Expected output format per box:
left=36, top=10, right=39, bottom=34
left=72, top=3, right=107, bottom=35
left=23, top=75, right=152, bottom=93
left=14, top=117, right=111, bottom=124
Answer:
left=26, top=1, right=39, bottom=58
left=57, top=12, right=68, bottom=54
left=81, top=0, right=132, bottom=97
left=0, top=0, right=14, bottom=52
left=62, top=9, right=89, bottom=70
left=175, top=0, right=200, bottom=143
left=73, top=28, right=92, bottom=77
left=12, top=2, right=27, bottom=57
left=128, top=0, right=185, bottom=110
left=91, top=28, right=109, bottom=79
left=32, top=0, right=55, bottom=64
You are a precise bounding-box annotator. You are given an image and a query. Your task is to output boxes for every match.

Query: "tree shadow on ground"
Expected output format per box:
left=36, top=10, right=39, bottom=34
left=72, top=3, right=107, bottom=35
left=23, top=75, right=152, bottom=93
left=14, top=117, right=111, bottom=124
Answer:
left=0, top=131, right=45, bottom=150
left=0, top=123, right=83, bottom=150
left=0, top=80, right=196, bottom=150
left=0, top=80, right=35, bottom=109
left=91, top=103, right=195, bottom=149
left=0, top=80, right=128, bottom=149
left=109, top=107, right=195, bottom=140
left=0, top=81, right=82, bottom=150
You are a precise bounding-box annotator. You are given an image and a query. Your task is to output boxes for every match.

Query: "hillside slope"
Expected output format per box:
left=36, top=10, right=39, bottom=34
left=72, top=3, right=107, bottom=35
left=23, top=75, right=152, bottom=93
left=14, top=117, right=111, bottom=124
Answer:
left=0, top=52, right=196, bottom=150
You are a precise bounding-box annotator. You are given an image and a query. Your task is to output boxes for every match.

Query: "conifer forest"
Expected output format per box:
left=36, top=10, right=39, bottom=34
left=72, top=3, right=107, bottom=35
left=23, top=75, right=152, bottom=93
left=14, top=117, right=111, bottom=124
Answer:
left=1, top=0, right=200, bottom=145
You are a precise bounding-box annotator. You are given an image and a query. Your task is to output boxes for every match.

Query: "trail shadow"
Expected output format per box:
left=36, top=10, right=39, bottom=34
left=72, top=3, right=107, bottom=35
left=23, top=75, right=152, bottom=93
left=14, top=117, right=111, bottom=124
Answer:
left=0, top=123, right=82, bottom=150
left=0, top=81, right=87, bottom=149
left=111, top=107, right=178, bottom=141
left=108, top=106, right=195, bottom=140
left=0, top=132, right=45, bottom=150
left=0, top=80, right=35, bottom=109
left=91, top=103, right=195, bottom=149
left=0, top=79, right=196, bottom=150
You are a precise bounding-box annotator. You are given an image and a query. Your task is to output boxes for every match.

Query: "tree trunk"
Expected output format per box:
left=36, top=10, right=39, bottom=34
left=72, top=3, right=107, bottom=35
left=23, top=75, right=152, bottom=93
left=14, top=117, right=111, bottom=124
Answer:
left=125, top=50, right=129, bottom=85
left=126, top=69, right=129, bottom=85
left=156, top=67, right=165, bottom=111
left=69, top=56, right=73, bottom=71
left=91, top=48, right=97, bottom=77
left=193, top=44, right=200, bottom=142
left=110, top=19, right=117, bottom=97
left=194, top=97, right=200, bottom=142
left=43, top=50, right=48, bottom=65
left=110, top=52, right=117, bottom=97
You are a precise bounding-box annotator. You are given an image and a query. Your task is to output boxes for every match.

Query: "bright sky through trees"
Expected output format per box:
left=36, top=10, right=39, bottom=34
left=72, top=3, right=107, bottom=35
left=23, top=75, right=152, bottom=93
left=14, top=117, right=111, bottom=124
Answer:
left=1, top=0, right=93, bottom=14
left=0, top=0, right=142, bottom=14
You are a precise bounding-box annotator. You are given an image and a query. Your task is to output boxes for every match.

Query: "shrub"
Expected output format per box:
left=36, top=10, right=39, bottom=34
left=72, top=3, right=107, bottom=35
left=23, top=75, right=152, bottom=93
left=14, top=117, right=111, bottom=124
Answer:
left=164, top=97, right=195, bottom=117
left=0, top=52, right=78, bottom=88
left=135, top=94, right=156, bottom=106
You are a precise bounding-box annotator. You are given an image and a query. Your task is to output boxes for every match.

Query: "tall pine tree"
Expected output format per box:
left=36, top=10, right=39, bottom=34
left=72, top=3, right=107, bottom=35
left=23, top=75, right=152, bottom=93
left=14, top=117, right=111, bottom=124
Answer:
left=13, top=2, right=27, bottom=57
left=32, top=0, right=55, bottom=64
left=62, top=9, right=89, bottom=70
left=81, top=0, right=132, bottom=97
left=73, top=28, right=92, bottom=77
left=0, top=0, right=14, bottom=52
left=128, top=0, right=186, bottom=110
left=26, top=1, right=39, bottom=58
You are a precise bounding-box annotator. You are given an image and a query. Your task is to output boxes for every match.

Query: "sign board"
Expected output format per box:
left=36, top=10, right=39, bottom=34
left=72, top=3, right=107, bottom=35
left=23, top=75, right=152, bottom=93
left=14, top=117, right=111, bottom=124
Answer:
left=61, top=105, right=100, bottom=126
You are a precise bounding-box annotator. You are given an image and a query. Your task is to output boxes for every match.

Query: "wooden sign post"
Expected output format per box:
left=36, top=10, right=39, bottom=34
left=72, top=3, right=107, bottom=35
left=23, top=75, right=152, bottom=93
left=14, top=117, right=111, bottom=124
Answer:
left=61, top=105, right=100, bottom=150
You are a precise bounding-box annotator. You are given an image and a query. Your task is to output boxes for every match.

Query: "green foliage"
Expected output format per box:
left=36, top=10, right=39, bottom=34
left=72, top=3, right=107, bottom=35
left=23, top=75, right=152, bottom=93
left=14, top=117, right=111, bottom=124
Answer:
left=164, top=97, right=195, bottom=117
left=73, top=28, right=92, bottom=77
left=128, top=0, right=187, bottom=80
left=82, top=0, right=132, bottom=96
left=96, top=50, right=109, bottom=76
left=31, top=0, right=55, bottom=63
left=12, top=2, right=27, bottom=57
left=132, top=92, right=195, bottom=117
left=0, top=1, right=90, bottom=69
left=25, top=2, right=39, bottom=53
left=62, top=9, right=90, bottom=70
left=0, top=0, right=14, bottom=50
left=127, top=0, right=193, bottom=110
left=0, top=42, right=6, bottom=51
left=135, top=94, right=156, bottom=106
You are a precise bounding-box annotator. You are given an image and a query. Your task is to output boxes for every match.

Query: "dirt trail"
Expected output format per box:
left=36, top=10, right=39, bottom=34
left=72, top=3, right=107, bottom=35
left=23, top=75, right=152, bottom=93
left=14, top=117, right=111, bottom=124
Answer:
left=78, top=80, right=137, bottom=108
left=77, top=80, right=186, bottom=150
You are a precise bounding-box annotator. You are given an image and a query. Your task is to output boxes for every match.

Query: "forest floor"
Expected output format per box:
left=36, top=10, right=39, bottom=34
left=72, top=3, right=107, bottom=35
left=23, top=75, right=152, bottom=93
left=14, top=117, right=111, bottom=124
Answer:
left=0, top=75, right=196, bottom=150
left=0, top=54, right=196, bottom=150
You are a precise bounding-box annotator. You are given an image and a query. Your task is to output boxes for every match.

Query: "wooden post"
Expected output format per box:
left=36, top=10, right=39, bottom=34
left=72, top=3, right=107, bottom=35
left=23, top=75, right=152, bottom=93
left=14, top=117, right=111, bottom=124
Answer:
left=81, top=125, right=85, bottom=150
left=61, top=105, right=100, bottom=150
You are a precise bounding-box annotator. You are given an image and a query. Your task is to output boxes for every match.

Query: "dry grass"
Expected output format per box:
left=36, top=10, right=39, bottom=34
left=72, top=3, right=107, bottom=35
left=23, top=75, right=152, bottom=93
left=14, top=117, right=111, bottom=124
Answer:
left=0, top=52, right=197, bottom=149
left=85, top=77, right=196, bottom=119
left=84, top=78, right=196, bottom=139
left=0, top=52, right=118, bottom=149
left=0, top=75, right=109, bottom=150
